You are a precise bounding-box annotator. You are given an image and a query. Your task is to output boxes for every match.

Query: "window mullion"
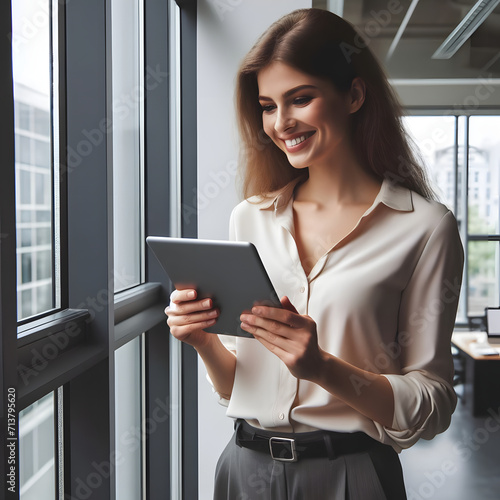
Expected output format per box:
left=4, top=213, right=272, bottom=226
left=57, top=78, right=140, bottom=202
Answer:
left=463, top=115, right=470, bottom=319
left=0, top=2, right=18, bottom=498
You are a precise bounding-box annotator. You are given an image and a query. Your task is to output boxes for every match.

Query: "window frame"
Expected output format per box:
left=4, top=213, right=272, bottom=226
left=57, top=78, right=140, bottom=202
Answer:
left=1, top=1, right=18, bottom=495
left=1, top=0, right=200, bottom=499
left=405, top=107, right=500, bottom=327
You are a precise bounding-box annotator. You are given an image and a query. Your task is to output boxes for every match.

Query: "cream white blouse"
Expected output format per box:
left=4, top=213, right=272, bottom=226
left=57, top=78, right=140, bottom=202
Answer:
left=213, top=178, right=464, bottom=452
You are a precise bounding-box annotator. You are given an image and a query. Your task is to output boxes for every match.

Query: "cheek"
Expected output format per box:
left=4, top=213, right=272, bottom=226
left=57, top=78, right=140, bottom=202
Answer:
left=261, top=115, right=273, bottom=136
left=262, top=116, right=279, bottom=145
left=317, top=111, right=349, bottom=138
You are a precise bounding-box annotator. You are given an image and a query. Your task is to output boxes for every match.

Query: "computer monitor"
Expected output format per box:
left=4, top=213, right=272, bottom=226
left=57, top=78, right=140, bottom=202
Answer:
left=485, top=307, right=500, bottom=346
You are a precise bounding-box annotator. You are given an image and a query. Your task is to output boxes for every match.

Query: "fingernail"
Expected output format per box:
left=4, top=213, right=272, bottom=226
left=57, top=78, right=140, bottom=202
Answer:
left=188, top=291, right=196, bottom=299
left=252, top=307, right=261, bottom=315
left=203, top=299, right=211, bottom=308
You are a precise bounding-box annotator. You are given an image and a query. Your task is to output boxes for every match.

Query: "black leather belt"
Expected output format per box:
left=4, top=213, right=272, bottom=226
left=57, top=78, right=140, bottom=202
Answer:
left=235, top=419, right=382, bottom=462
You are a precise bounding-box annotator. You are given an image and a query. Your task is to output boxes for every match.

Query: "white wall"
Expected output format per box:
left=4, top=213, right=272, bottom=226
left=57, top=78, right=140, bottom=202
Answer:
left=196, top=1, right=310, bottom=498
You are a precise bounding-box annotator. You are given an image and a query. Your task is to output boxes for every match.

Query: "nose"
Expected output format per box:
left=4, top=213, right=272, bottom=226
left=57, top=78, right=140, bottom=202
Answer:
left=274, top=107, right=295, bottom=134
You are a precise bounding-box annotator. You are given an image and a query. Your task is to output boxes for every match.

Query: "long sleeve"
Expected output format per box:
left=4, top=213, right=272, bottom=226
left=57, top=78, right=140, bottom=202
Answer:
left=202, top=181, right=466, bottom=450
left=381, top=210, right=464, bottom=448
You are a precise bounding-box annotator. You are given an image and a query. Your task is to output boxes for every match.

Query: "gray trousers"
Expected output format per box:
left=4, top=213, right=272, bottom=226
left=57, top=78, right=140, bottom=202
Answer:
left=214, top=431, right=407, bottom=500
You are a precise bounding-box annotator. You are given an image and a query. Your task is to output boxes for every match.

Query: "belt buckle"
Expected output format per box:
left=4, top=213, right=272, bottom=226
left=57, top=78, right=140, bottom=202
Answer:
left=269, top=436, right=297, bottom=462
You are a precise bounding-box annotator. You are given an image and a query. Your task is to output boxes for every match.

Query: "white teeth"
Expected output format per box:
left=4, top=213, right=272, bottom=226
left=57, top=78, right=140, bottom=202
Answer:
left=285, top=135, right=307, bottom=148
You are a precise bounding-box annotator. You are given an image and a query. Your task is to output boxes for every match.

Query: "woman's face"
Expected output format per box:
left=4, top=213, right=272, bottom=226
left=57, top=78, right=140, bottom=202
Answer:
left=257, top=61, right=357, bottom=170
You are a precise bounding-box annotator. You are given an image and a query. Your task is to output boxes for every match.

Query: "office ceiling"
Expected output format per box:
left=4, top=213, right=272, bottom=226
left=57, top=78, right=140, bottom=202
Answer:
left=316, top=0, right=500, bottom=79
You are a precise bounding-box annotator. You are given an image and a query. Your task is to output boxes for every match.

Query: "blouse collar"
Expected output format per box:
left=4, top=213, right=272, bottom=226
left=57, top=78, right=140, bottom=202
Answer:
left=253, top=177, right=414, bottom=214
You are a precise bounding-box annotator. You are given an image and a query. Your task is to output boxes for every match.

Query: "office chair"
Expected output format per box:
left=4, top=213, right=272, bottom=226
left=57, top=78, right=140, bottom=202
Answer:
left=452, top=345, right=466, bottom=403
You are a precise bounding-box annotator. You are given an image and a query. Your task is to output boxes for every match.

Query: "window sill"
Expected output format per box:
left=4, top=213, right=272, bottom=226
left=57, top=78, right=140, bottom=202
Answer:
left=16, top=282, right=167, bottom=408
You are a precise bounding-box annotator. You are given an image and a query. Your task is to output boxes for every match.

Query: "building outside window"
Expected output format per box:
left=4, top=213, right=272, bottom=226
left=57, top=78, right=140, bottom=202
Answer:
left=4, top=0, right=177, bottom=498
left=404, top=115, right=500, bottom=322
left=18, top=393, right=55, bottom=500
left=12, top=0, right=57, bottom=322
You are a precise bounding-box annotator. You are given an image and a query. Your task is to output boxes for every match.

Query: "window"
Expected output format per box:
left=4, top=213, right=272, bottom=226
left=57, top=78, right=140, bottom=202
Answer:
left=402, top=115, right=457, bottom=210
left=19, top=393, right=56, bottom=500
left=12, top=0, right=59, bottom=322
left=112, top=0, right=144, bottom=292
left=468, top=116, right=500, bottom=315
left=404, top=114, right=500, bottom=323
left=115, top=337, right=144, bottom=500
left=2, top=0, right=184, bottom=499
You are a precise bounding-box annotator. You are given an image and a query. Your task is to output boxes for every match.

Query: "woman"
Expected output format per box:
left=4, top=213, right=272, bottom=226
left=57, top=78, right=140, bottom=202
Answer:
left=165, top=8, right=464, bottom=500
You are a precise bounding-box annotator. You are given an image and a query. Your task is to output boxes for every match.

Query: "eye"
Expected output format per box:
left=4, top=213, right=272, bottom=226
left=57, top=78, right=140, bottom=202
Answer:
left=293, top=96, right=313, bottom=106
left=260, top=103, right=276, bottom=113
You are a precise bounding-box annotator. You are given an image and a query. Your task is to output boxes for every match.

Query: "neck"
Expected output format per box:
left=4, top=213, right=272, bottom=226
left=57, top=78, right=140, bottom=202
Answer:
left=296, top=150, right=381, bottom=208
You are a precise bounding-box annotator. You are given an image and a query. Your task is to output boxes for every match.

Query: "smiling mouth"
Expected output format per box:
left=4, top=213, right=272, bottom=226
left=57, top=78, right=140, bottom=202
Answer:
left=284, top=132, right=314, bottom=149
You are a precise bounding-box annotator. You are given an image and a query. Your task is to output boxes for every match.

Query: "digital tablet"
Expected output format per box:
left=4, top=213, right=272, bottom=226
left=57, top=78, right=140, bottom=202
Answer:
left=146, top=236, right=282, bottom=337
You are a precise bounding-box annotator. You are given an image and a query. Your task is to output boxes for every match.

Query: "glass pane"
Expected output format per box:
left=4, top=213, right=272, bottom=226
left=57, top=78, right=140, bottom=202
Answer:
left=20, top=289, right=32, bottom=318
left=19, top=209, right=32, bottom=223
left=12, top=0, right=56, bottom=321
left=17, top=135, right=32, bottom=165
left=36, top=250, right=52, bottom=280
left=17, top=101, right=31, bottom=129
left=20, top=228, right=32, bottom=247
left=468, top=116, right=500, bottom=235
left=36, top=210, right=51, bottom=223
left=468, top=241, right=499, bottom=316
left=34, top=108, right=50, bottom=135
left=115, top=337, right=142, bottom=500
left=112, top=0, right=142, bottom=292
left=36, top=227, right=51, bottom=246
left=37, top=284, right=52, bottom=312
left=35, top=173, right=50, bottom=205
left=19, top=392, right=56, bottom=500
left=21, top=253, right=32, bottom=284
left=19, top=169, right=31, bottom=204
left=402, top=115, right=456, bottom=211
left=34, top=139, right=51, bottom=169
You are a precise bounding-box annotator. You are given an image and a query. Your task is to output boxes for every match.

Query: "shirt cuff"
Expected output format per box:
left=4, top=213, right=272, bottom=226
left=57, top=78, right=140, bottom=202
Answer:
left=205, top=372, right=230, bottom=407
left=382, top=372, right=456, bottom=449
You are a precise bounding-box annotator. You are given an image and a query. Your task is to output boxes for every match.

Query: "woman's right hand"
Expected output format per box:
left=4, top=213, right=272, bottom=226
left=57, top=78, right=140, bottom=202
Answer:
left=164, top=289, right=219, bottom=348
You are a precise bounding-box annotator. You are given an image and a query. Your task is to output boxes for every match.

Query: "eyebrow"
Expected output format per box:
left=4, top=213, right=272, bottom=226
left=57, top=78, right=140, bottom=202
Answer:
left=258, top=84, right=318, bottom=101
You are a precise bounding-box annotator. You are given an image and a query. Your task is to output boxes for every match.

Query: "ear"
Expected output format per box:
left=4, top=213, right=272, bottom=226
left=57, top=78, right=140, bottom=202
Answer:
left=348, top=77, right=366, bottom=114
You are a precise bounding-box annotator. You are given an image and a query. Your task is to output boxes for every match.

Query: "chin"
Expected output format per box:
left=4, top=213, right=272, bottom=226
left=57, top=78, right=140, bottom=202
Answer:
left=287, top=159, right=311, bottom=170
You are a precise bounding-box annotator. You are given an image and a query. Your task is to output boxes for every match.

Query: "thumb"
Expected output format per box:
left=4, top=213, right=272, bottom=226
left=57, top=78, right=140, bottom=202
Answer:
left=281, top=296, right=299, bottom=314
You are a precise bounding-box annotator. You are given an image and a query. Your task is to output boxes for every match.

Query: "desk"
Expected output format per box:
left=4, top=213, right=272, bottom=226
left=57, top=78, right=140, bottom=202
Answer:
left=451, top=331, right=500, bottom=416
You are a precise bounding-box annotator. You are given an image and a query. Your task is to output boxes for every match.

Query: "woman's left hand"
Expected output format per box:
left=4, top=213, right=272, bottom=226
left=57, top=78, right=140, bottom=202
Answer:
left=240, top=296, right=326, bottom=382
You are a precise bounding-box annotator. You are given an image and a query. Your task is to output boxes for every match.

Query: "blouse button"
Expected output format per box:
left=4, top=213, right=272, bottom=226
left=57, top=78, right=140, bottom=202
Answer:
left=278, top=412, right=285, bottom=420
left=299, top=286, right=305, bottom=293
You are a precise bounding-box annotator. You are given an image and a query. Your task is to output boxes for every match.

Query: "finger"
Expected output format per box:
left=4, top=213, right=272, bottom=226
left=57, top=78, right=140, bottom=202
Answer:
left=247, top=325, right=291, bottom=359
left=280, top=296, right=299, bottom=314
left=170, top=288, right=197, bottom=303
left=166, top=297, right=213, bottom=316
left=250, top=305, right=301, bottom=329
left=240, top=321, right=279, bottom=344
left=167, top=308, right=219, bottom=326
left=169, top=319, right=217, bottom=338
left=240, top=314, right=291, bottom=339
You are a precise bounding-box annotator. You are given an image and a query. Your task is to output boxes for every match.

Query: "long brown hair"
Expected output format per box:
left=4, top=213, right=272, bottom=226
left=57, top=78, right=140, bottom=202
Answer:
left=236, top=8, right=436, bottom=200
